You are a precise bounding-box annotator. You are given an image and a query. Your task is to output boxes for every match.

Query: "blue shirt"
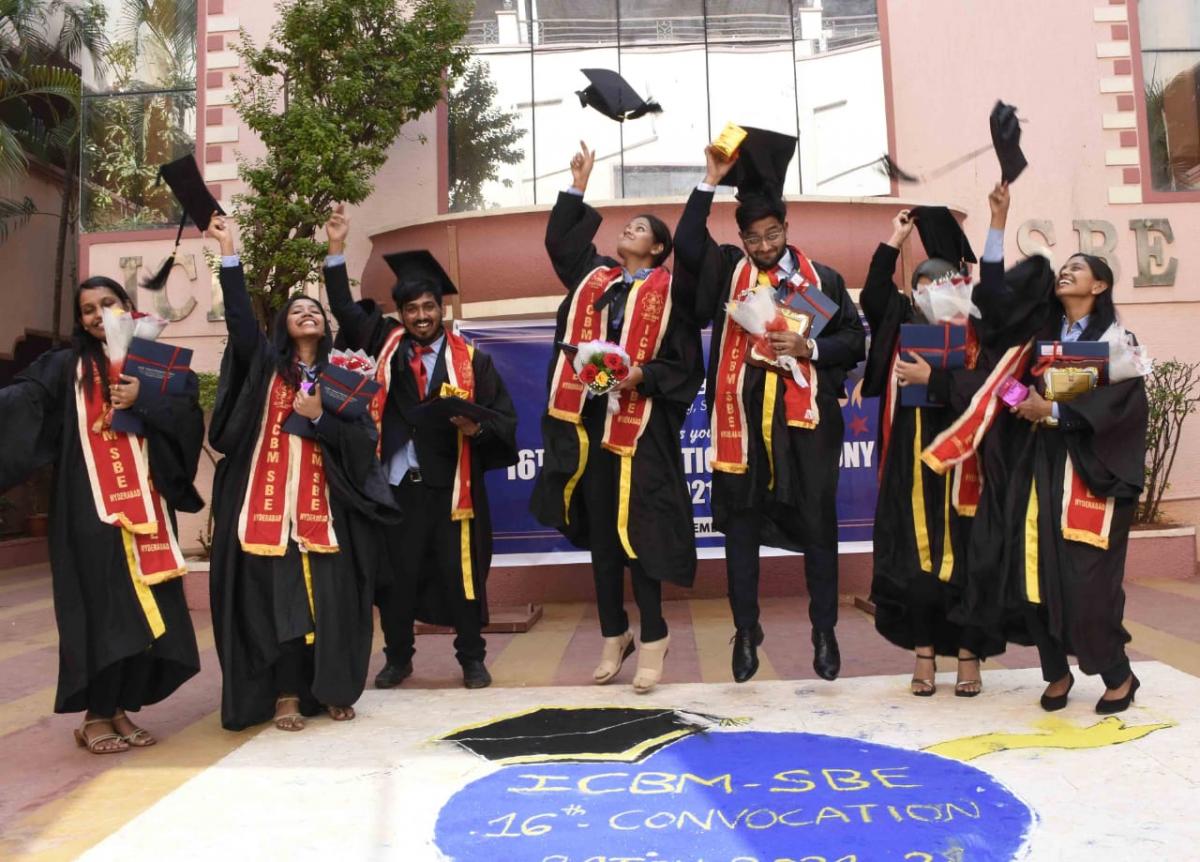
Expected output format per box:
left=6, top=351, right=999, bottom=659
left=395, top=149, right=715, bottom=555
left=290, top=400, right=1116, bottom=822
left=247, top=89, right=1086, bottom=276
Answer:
left=386, top=333, right=444, bottom=484
left=1051, top=315, right=1090, bottom=420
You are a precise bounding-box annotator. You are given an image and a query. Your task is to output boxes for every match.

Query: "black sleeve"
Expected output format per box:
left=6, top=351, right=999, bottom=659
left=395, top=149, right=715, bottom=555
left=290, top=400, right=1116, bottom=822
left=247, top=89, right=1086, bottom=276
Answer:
left=859, top=243, right=904, bottom=331
left=1061, top=377, right=1149, bottom=500
left=218, top=263, right=266, bottom=364
left=312, top=410, right=400, bottom=522
left=672, top=187, right=731, bottom=326
left=545, top=191, right=607, bottom=289
left=324, top=262, right=374, bottom=352
left=0, top=350, right=68, bottom=491
left=136, top=370, right=206, bottom=513
left=470, top=350, right=519, bottom=472
left=636, top=287, right=704, bottom=408
left=812, top=269, right=866, bottom=371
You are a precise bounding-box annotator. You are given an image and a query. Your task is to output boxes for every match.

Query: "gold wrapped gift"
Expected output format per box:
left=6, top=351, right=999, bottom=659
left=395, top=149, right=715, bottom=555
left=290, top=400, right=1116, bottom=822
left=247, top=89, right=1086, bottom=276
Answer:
left=748, top=307, right=813, bottom=372
left=1042, top=366, right=1099, bottom=402
left=712, top=122, right=748, bottom=159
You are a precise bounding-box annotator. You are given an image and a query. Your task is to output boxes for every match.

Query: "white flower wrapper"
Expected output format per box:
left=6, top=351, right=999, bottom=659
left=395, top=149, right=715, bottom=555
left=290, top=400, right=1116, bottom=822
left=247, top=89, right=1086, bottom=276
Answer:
left=329, top=348, right=378, bottom=378
left=101, top=306, right=137, bottom=378
left=572, top=339, right=630, bottom=413
left=913, top=274, right=980, bottom=324
left=725, top=286, right=809, bottom=388
left=1101, top=323, right=1154, bottom=382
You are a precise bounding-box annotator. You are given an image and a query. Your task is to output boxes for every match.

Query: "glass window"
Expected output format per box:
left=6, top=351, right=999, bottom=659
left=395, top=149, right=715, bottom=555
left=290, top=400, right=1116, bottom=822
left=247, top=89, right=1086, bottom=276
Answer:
left=81, top=0, right=198, bottom=232
left=1137, top=1, right=1200, bottom=192
left=619, top=0, right=706, bottom=47
left=706, top=1, right=794, bottom=43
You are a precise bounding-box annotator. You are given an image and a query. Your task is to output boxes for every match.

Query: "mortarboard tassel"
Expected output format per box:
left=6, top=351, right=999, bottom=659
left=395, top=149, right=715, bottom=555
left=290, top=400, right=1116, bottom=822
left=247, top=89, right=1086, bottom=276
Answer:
left=625, top=98, right=662, bottom=120
left=140, top=213, right=186, bottom=292
left=875, top=145, right=994, bottom=185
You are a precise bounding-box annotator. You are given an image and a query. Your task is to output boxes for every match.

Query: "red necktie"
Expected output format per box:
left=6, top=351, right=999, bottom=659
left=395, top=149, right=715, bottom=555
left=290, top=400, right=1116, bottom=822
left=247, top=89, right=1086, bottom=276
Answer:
left=409, top=343, right=433, bottom=398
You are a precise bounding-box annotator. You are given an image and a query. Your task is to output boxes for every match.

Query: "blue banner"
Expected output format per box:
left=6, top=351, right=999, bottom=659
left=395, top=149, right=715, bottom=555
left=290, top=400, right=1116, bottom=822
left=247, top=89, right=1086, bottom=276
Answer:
left=458, top=320, right=878, bottom=563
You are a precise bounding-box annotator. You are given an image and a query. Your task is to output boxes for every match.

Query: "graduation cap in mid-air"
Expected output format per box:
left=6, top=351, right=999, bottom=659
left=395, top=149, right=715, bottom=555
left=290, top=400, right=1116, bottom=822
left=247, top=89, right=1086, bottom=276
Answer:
left=909, top=205, right=977, bottom=268
left=439, top=706, right=746, bottom=764
left=142, top=155, right=225, bottom=291
left=876, top=100, right=1028, bottom=186
left=718, top=126, right=798, bottom=202
left=576, top=69, right=662, bottom=123
left=384, top=249, right=458, bottom=306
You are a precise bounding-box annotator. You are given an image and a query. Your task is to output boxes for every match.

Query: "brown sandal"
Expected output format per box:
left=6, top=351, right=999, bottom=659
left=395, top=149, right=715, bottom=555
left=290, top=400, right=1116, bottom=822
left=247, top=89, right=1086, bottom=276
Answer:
left=911, top=651, right=937, bottom=697
left=74, top=718, right=129, bottom=754
left=113, top=710, right=157, bottom=747
left=274, top=696, right=305, bottom=732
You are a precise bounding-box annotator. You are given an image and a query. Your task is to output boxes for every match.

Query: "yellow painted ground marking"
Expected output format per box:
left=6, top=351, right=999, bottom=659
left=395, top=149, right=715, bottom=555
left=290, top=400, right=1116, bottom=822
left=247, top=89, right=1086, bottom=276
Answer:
left=926, top=715, right=1175, bottom=762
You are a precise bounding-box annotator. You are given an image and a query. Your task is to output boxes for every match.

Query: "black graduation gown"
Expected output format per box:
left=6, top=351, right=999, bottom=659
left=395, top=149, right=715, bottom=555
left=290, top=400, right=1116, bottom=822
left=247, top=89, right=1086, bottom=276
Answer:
left=672, top=186, right=866, bottom=551
left=529, top=191, right=704, bottom=587
left=860, top=244, right=990, bottom=656
left=209, top=264, right=399, bottom=730
left=958, top=256, right=1147, bottom=675
left=0, top=348, right=203, bottom=713
left=323, top=263, right=518, bottom=626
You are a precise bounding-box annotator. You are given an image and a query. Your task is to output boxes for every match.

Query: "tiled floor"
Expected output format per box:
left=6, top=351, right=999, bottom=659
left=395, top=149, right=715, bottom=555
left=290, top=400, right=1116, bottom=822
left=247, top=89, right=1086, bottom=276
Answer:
left=1, top=560, right=1197, bottom=860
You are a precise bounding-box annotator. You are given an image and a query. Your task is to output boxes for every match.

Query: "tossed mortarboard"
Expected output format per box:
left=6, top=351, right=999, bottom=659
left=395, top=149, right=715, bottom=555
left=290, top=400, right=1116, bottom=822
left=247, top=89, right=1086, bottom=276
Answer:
left=990, top=100, right=1027, bottom=184
left=384, top=249, right=458, bottom=305
left=142, top=154, right=226, bottom=291
left=909, top=206, right=977, bottom=267
left=576, top=69, right=662, bottom=123
left=440, top=706, right=746, bottom=764
left=876, top=100, right=1028, bottom=186
left=720, top=126, right=797, bottom=201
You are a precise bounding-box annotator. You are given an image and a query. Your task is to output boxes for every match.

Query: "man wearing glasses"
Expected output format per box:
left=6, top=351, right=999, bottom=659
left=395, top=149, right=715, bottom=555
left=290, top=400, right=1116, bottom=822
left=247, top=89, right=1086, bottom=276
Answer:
left=673, top=129, right=865, bottom=685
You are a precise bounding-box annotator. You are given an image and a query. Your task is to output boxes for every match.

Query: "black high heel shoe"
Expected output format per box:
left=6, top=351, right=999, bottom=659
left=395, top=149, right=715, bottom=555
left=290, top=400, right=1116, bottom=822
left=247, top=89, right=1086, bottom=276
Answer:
left=1039, top=673, right=1074, bottom=711
left=1096, top=674, right=1140, bottom=714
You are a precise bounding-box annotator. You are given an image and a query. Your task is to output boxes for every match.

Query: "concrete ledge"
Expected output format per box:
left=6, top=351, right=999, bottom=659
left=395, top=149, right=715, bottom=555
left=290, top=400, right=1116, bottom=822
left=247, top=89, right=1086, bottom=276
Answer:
left=1127, top=526, right=1196, bottom=581
left=0, top=536, right=48, bottom=569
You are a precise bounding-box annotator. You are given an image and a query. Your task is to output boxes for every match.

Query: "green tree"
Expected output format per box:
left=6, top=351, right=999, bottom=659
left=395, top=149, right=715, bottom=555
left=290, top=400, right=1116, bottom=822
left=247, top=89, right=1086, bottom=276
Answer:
left=231, top=0, right=470, bottom=322
left=447, top=58, right=525, bottom=212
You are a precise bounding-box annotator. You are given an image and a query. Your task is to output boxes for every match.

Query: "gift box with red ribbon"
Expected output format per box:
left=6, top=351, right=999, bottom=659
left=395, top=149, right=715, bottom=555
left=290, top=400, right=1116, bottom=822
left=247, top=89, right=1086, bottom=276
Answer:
left=899, top=323, right=968, bottom=407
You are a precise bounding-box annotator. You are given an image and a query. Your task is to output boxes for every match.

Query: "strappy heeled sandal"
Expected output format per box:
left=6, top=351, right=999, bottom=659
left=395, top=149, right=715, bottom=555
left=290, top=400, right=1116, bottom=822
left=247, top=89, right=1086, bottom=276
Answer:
left=632, top=634, right=670, bottom=694
left=274, top=696, right=305, bottom=732
left=113, top=710, right=156, bottom=747
left=911, top=651, right=937, bottom=697
left=74, top=718, right=129, bottom=754
left=593, top=630, right=635, bottom=685
left=955, top=654, right=983, bottom=698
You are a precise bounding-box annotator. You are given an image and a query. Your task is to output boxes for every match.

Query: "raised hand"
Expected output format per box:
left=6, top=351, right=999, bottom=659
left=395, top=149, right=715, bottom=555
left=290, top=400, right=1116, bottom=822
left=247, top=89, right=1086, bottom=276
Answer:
left=988, top=181, right=1010, bottom=230
left=703, top=144, right=738, bottom=186
left=325, top=204, right=350, bottom=255
left=570, top=141, right=596, bottom=193
left=206, top=215, right=235, bottom=257
left=888, top=209, right=915, bottom=249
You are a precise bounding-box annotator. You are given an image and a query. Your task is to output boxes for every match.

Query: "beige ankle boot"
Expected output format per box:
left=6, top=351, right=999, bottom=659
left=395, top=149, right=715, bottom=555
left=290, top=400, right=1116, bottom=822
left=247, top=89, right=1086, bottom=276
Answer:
left=632, top=633, right=670, bottom=694
left=593, top=629, right=635, bottom=684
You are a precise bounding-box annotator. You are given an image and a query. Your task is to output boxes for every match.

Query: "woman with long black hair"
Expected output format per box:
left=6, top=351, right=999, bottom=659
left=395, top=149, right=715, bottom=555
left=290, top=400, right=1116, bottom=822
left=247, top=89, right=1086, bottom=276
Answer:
left=206, top=216, right=399, bottom=731
left=0, top=277, right=203, bottom=753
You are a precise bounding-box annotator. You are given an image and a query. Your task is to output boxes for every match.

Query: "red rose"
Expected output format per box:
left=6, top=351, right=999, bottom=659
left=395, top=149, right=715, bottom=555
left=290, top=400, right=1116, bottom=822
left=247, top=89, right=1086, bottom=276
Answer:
left=579, top=364, right=598, bottom=384
left=614, top=365, right=629, bottom=380
left=764, top=315, right=788, bottom=333
left=603, top=352, right=623, bottom=370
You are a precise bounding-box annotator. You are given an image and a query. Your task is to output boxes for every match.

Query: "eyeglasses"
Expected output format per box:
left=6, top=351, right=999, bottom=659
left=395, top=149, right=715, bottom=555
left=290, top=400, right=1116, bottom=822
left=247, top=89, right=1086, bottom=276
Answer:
left=740, top=228, right=785, bottom=247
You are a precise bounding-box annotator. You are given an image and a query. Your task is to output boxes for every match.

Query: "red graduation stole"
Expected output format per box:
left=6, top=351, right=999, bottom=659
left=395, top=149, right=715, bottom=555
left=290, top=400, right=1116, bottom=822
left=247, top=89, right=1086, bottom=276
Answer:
left=712, top=251, right=819, bottom=480
left=76, top=365, right=187, bottom=638
left=548, top=265, right=622, bottom=422
left=238, top=372, right=338, bottom=556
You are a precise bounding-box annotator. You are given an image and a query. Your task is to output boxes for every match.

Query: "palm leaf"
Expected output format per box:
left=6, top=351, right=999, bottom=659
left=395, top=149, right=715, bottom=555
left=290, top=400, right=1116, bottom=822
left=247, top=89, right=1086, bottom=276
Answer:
left=0, top=64, right=82, bottom=110
left=0, top=195, right=37, bottom=242
left=0, top=124, right=29, bottom=183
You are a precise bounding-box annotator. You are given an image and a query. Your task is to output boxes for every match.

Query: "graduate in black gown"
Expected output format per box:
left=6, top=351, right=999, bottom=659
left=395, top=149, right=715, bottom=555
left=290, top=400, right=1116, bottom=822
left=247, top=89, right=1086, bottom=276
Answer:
left=206, top=216, right=399, bottom=731
left=529, top=142, right=704, bottom=694
left=928, top=189, right=1148, bottom=714
left=861, top=193, right=1013, bottom=697
left=673, top=133, right=865, bottom=684
left=0, top=277, right=203, bottom=753
left=321, top=209, right=518, bottom=691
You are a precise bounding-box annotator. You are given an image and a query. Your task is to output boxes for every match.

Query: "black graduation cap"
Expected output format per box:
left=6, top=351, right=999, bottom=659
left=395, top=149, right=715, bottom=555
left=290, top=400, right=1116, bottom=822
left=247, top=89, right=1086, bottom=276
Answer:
left=910, top=206, right=977, bottom=267
left=719, top=126, right=797, bottom=201
left=384, top=249, right=458, bottom=305
left=576, top=69, right=662, bottom=123
left=990, top=100, right=1027, bottom=184
left=439, top=706, right=746, bottom=764
left=142, top=154, right=225, bottom=291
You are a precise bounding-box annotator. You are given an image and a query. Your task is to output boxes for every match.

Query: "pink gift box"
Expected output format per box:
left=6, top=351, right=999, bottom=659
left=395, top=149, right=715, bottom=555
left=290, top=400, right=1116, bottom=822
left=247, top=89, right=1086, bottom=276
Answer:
left=997, top=375, right=1029, bottom=407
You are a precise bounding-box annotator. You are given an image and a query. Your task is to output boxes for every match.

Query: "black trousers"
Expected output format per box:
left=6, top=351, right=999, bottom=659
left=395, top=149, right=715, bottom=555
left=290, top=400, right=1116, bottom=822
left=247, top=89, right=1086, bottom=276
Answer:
left=724, top=508, right=839, bottom=632
left=378, top=476, right=486, bottom=665
left=906, top=573, right=988, bottom=657
left=273, top=637, right=314, bottom=697
left=85, top=651, right=153, bottom=716
left=580, top=447, right=667, bottom=644
left=1024, top=604, right=1132, bottom=689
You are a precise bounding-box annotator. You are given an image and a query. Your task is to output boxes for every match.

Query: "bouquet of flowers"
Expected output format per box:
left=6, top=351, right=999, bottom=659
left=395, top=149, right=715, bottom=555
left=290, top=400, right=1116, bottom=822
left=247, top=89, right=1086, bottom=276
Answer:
left=913, top=272, right=979, bottom=324
left=100, top=307, right=171, bottom=433
left=1101, top=324, right=1153, bottom=382
left=329, top=348, right=377, bottom=378
left=725, top=286, right=809, bottom=388
left=573, top=340, right=631, bottom=412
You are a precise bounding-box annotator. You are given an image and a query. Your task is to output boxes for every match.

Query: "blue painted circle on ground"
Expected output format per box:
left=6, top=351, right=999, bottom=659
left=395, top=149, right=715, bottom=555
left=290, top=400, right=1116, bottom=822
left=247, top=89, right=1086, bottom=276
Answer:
left=435, top=729, right=1034, bottom=862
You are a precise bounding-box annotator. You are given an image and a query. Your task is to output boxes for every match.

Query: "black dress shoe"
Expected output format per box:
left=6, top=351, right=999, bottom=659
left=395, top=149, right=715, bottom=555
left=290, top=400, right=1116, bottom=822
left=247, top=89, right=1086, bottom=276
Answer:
left=731, top=624, right=765, bottom=683
left=462, top=660, right=492, bottom=690
left=374, top=660, right=413, bottom=689
left=1096, top=673, right=1139, bottom=714
left=1039, top=673, right=1074, bottom=711
left=812, top=629, right=841, bottom=681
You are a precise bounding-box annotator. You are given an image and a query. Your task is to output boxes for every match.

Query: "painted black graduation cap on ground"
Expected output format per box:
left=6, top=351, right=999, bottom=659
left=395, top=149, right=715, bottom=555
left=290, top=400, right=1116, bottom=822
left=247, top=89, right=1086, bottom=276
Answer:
left=142, top=155, right=225, bottom=291
left=876, top=100, right=1028, bottom=185
left=384, top=249, right=458, bottom=306
left=909, top=206, right=977, bottom=266
left=440, top=707, right=746, bottom=764
left=576, top=69, right=662, bottom=123
left=719, top=126, right=797, bottom=202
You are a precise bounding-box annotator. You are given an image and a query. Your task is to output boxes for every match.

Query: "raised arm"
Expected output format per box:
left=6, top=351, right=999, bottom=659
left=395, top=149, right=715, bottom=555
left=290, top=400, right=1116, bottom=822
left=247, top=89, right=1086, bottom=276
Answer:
left=673, top=146, right=740, bottom=326
left=320, top=204, right=390, bottom=353
left=0, top=350, right=68, bottom=491
left=207, top=216, right=263, bottom=364
left=545, top=142, right=607, bottom=288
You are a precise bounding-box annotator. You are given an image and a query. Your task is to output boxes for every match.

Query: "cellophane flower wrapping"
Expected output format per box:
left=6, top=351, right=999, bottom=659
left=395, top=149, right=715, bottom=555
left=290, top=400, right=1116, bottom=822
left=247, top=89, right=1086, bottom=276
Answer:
left=1101, top=323, right=1153, bottom=382
left=131, top=310, right=168, bottom=341
left=101, top=306, right=137, bottom=383
left=725, top=285, right=809, bottom=388
left=329, top=348, right=378, bottom=379
left=913, top=273, right=980, bottom=324
left=573, top=340, right=631, bottom=412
